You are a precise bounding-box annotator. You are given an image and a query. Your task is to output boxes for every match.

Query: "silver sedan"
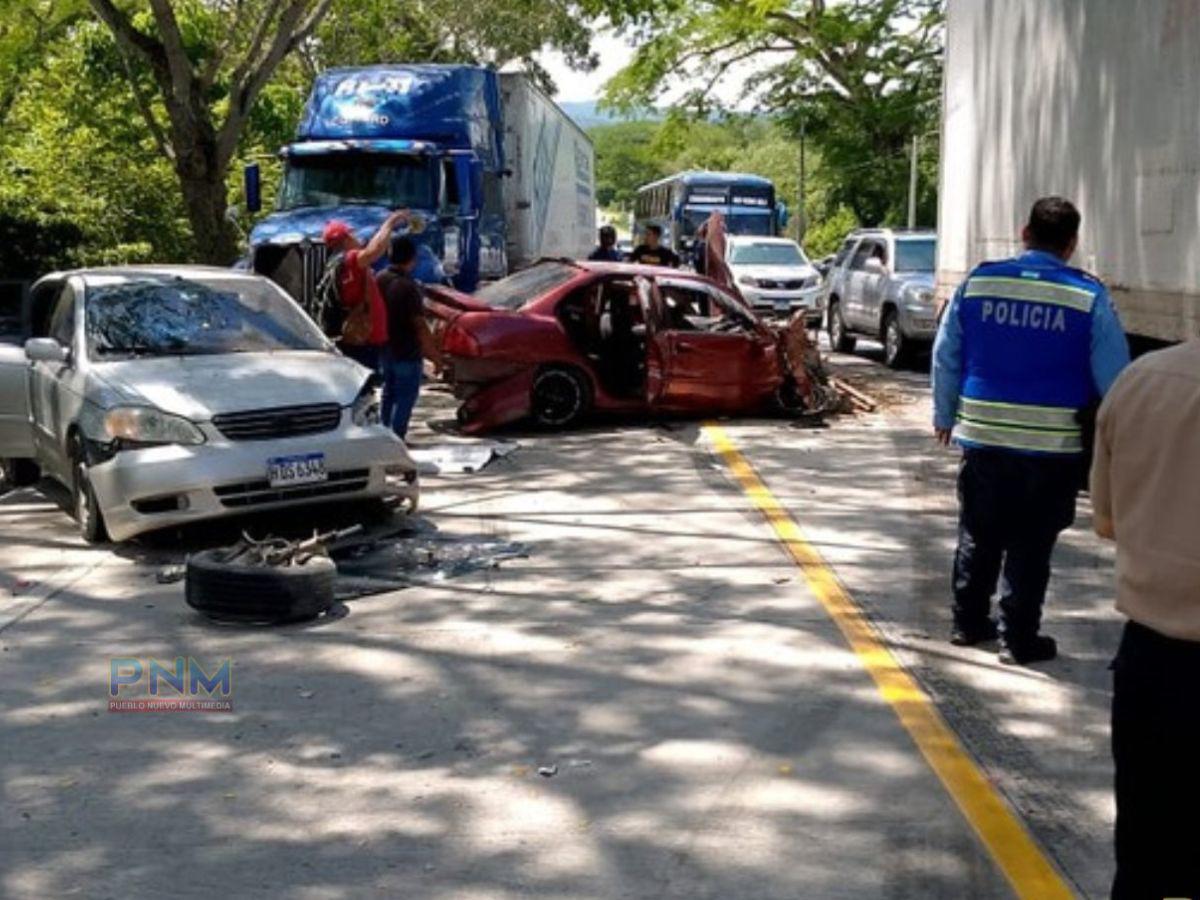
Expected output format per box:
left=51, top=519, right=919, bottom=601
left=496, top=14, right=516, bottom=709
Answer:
left=0, top=266, right=418, bottom=542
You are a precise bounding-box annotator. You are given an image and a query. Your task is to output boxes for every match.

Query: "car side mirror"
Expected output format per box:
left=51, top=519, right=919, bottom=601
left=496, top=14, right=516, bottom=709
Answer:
left=243, top=163, right=262, bottom=214
left=25, top=337, right=69, bottom=364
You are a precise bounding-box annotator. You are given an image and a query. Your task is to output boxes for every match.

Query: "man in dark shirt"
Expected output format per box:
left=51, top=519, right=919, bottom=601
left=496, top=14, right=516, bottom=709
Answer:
left=628, top=224, right=680, bottom=268
left=376, top=237, right=444, bottom=439
left=588, top=225, right=622, bottom=262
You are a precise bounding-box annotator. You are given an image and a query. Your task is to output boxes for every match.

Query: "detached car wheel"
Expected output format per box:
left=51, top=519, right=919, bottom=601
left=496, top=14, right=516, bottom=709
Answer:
left=531, top=366, right=591, bottom=429
left=882, top=310, right=910, bottom=370
left=186, top=550, right=336, bottom=624
left=828, top=300, right=856, bottom=353
left=72, top=451, right=109, bottom=544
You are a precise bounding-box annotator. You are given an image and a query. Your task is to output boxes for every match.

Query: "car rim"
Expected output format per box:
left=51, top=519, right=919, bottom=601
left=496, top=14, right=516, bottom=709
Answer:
left=886, top=320, right=901, bottom=361
left=535, top=372, right=581, bottom=426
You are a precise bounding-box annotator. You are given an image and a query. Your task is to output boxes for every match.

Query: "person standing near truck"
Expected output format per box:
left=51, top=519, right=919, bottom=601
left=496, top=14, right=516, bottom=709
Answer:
left=377, top=237, right=443, bottom=439
left=321, top=210, right=409, bottom=370
left=1090, top=340, right=1200, bottom=899
left=931, top=196, right=1130, bottom=665
left=588, top=226, right=622, bottom=262
left=628, top=224, right=680, bottom=268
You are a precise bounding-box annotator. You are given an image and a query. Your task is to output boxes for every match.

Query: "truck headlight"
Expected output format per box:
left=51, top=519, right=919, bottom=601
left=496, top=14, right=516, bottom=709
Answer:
left=104, top=407, right=205, bottom=447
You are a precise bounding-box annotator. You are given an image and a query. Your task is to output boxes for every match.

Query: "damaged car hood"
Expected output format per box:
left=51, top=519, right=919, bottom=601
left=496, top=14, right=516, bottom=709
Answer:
left=92, top=351, right=368, bottom=420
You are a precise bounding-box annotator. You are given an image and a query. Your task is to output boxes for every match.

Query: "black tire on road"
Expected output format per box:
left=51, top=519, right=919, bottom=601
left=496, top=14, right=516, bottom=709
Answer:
left=186, top=550, right=337, bottom=624
left=531, top=366, right=591, bottom=429
left=882, top=309, right=910, bottom=370
left=71, top=440, right=108, bottom=544
left=828, top=300, right=857, bottom=353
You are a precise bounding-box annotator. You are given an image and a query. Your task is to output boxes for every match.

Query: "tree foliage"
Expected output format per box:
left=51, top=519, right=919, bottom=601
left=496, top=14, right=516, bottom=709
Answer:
left=597, top=0, right=943, bottom=227
left=0, top=0, right=598, bottom=274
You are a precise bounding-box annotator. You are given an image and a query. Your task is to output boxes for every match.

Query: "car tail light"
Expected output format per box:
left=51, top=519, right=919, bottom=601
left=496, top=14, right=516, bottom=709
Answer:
left=442, top=323, right=482, bottom=357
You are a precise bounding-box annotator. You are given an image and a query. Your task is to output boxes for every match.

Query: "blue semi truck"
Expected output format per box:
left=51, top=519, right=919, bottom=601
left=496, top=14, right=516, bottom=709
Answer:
left=245, top=65, right=596, bottom=301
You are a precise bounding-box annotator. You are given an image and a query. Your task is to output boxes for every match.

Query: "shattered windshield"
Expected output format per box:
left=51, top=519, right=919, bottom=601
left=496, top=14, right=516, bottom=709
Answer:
left=85, top=275, right=328, bottom=359
left=279, top=154, right=436, bottom=210
left=474, top=262, right=580, bottom=310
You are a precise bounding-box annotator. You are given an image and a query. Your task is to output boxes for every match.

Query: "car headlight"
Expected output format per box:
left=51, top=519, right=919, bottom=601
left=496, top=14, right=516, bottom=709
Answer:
left=104, top=407, right=205, bottom=446
left=351, top=384, right=381, bottom=426
left=904, top=287, right=935, bottom=308
left=738, top=275, right=759, bottom=287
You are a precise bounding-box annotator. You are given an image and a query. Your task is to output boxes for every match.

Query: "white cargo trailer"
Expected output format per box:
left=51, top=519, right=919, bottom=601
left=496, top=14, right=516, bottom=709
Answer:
left=499, top=73, right=597, bottom=271
left=938, top=0, right=1200, bottom=342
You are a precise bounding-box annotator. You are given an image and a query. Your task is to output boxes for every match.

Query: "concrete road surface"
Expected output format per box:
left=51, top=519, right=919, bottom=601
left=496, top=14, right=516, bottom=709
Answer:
left=0, top=355, right=1118, bottom=899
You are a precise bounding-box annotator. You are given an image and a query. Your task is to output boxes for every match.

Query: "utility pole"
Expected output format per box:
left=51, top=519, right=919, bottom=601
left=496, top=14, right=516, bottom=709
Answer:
left=907, top=133, right=920, bottom=229
left=797, top=116, right=807, bottom=242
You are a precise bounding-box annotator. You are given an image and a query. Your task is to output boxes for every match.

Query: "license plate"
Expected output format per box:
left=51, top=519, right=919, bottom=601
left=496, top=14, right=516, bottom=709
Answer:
left=267, top=453, right=327, bottom=488
left=775, top=300, right=792, bottom=312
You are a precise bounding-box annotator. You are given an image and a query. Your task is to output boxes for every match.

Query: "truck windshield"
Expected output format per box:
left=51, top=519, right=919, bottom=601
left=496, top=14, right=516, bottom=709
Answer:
left=279, top=154, right=435, bottom=210
left=894, top=238, right=936, bottom=272
left=86, top=276, right=328, bottom=358
left=729, top=242, right=808, bottom=266
left=474, top=262, right=580, bottom=310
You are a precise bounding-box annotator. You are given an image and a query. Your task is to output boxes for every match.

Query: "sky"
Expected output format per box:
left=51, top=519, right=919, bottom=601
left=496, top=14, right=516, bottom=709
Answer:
left=537, top=29, right=635, bottom=103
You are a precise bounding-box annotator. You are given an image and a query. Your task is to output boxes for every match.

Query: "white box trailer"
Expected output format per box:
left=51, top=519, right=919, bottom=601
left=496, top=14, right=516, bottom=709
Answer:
left=938, top=0, right=1200, bottom=342
left=499, top=73, right=597, bottom=270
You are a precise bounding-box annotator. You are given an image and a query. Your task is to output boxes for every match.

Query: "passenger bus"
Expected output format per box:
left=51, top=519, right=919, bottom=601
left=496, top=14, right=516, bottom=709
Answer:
left=632, top=171, right=787, bottom=261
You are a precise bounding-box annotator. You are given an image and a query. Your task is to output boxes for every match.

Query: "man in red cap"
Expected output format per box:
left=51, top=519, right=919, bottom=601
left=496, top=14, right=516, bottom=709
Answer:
left=321, top=210, right=409, bottom=370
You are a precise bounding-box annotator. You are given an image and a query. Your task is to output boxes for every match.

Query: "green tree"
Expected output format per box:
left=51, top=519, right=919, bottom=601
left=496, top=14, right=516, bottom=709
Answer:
left=597, top=0, right=943, bottom=226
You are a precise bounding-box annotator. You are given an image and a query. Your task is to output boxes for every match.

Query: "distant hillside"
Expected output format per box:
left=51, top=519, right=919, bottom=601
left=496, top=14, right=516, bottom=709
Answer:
left=559, top=99, right=659, bottom=129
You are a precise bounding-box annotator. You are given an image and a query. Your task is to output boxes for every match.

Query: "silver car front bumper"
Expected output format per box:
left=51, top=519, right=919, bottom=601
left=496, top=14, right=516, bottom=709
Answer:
left=741, top=286, right=824, bottom=321
left=89, top=422, right=419, bottom=541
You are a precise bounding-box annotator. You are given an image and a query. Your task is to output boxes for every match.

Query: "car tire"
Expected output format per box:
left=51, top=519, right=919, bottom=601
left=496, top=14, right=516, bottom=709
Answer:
left=828, top=300, right=856, bottom=353
left=70, top=441, right=109, bottom=544
left=531, top=366, right=592, bottom=429
left=1, top=458, right=39, bottom=490
left=882, top=309, right=910, bottom=370
left=186, top=550, right=337, bottom=624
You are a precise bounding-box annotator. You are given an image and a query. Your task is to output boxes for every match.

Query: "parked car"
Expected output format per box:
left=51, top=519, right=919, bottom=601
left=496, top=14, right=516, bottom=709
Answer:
left=725, top=236, right=824, bottom=325
left=0, top=266, right=419, bottom=542
left=424, top=260, right=821, bottom=433
left=822, top=229, right=938, bottom=368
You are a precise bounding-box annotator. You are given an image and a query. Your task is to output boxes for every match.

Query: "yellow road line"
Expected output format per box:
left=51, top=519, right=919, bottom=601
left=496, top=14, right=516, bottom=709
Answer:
left=703, top=422, right=1074, bottom=900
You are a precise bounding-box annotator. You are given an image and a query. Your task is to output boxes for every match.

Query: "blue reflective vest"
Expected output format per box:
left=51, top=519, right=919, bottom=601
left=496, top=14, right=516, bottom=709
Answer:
left=954, top=253, right=1100, bottom=455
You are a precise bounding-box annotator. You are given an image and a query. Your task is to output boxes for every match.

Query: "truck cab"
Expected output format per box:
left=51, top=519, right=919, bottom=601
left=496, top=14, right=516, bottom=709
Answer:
left=246, top=65, right=594, bottom=311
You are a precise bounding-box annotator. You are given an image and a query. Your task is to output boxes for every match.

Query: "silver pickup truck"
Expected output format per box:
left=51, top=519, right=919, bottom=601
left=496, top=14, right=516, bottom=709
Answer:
left=822, top=228, right=938, bottom=368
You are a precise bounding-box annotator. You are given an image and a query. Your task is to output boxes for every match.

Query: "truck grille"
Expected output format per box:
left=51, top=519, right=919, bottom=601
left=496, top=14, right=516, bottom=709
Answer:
left=301, top=241, right=328, bottom=312
left=212, top=404, right=342, bottom=441
left=214, top=469, right=371, bottom=508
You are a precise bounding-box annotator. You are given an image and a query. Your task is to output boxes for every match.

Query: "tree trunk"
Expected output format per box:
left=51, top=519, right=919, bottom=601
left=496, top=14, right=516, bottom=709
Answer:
left=174, top=136, right=240, bottom=265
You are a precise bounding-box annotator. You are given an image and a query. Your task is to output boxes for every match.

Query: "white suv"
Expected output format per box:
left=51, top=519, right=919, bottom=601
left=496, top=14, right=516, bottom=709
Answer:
left=726, top=236, right=824, bottom=324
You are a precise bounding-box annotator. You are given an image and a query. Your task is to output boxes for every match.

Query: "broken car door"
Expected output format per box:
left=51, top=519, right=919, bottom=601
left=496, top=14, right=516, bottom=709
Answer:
left=635, top=277, right=668, bottom=406
left=652, top=278, right=768, bottom=411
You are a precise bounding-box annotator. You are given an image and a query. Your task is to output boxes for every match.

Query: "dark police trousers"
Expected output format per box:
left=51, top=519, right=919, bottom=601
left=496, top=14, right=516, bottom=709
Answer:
left=1111, top=621, right=1200, bottom=899
left=952, top=447, right=1079, bottom=644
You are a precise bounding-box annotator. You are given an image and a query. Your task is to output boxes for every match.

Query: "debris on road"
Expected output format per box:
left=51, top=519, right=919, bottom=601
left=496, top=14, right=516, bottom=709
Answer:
left=537, top=764, right=558, bottom=778
left=155, top=564, right=186, bottom=584
left=829, top=376, right=879, bottom=413
left=407, top=440, right=518, bottom=475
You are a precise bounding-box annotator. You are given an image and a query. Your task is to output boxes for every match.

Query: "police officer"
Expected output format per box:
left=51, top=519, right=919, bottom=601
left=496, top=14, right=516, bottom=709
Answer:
left=931, top=196, right=1130, bottom=665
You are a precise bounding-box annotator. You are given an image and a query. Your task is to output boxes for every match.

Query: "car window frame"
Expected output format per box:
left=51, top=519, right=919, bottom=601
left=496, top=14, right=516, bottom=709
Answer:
left=47, top=283, right=77, bottom=349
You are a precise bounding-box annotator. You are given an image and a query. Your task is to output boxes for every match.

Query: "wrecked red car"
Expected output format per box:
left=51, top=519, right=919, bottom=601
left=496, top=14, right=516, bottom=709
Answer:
left=425, top=260, right=823, bottom=433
